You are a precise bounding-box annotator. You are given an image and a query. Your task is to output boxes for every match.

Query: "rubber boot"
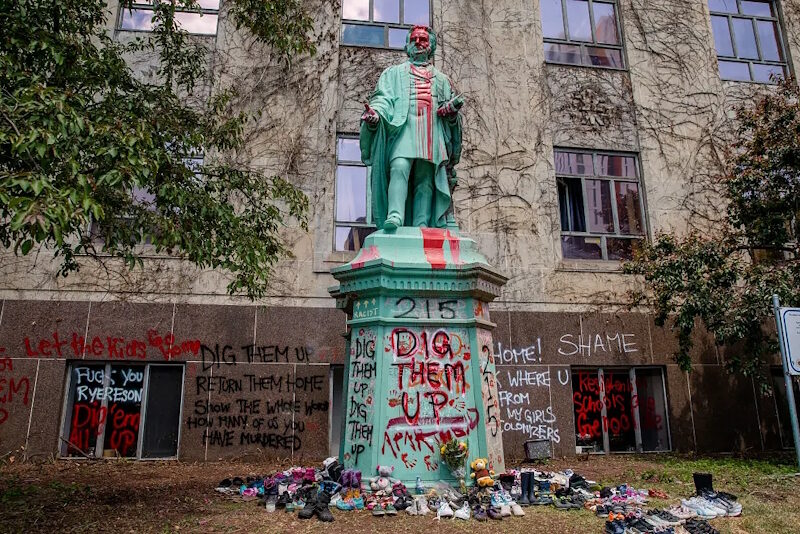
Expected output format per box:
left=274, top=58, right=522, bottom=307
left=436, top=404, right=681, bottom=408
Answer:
left=527, top=473, right=538, bottom=504
left=298, top=493, right=318, bottom=519
left=315, top=491, right=334, bottom=522
left=519, top=472, right=531, bottom=505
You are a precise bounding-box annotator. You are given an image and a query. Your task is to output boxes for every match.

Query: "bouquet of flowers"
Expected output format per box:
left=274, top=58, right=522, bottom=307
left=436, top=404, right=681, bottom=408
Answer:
left=440, top=438, right=469, bottom=482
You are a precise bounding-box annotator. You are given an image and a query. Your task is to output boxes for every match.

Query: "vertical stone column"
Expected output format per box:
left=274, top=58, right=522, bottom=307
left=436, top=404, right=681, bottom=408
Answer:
left=330, top=228, right=506, bottom=484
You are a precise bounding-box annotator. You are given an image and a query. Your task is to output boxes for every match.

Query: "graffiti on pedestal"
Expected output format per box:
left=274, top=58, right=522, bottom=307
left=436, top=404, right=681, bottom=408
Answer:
left=477, top=328, right=505, bottom=472
left=343, top=328, right=376, bottom=467
left=382, top=325, right=477, bottom=477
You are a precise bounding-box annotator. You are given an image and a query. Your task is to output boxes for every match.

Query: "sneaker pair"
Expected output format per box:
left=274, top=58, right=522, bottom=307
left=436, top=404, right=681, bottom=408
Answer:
left=490, top=491, right=511, bottom=517
left=406, top=496, right=429, bottom=516
left=436, top=501, right=454, bottom=519
left=681, top=498, right=720, bottom=519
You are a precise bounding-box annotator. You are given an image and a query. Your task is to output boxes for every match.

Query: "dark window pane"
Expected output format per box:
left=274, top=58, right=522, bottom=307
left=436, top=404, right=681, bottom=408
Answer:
left=573, top=369, right=604, bottom=452
left=555, top=151, right=593, bottom=175
left=740, top=1, right=773, bottom=16
left=752, top=63, right=784, bottom=83
left=585, top=179, right=614, bottom=233
left=593, top=2, right=619, bottom=44
left=388, top=28, right=407, bottom=48
left=615, top=182, right=644, bottom=235
left=102, top=365, right=144, bottom=457
left=636, top=369, right=670, bottom=452
left=343, top=0, right=370, bottom=20
left=718, top=60, right=751, bottom=80
left=757, top=20, right=782, bottom=61
left=558, top=178, right=586, bottom=232
left=374, top=0, right=400, bottom=23
left=586, top=46, right=622, bottom=68
left=607, top=237, right=640, bottom=260
left=562, top=235, right=602, bottom=260
left=338, top=138, right=361, bottom=162
left=336, top=166, right=368, bottom=222
left=711, top=16, right=734, bottom=56
left=141, top=366, right=183, bottom=458
left=597, top=154, right=637, bottom=177
left=64, top=365, right=107, bottom=457
left=604, top=371, right=637, bottom=452
left=342, top=23, right=385, bottom=46
left=544, top=43, right=582, bottom=64
left=541, top=0, right=566, bottom=39
left=708, top=0, right=737, bottom=13
left=566, top=0, right=592, bottom=41
left=404, top=0, right=430, bottom=25
left=174, top=12, right=218, bottom=34
left=120, top=8, right=154, bottom=31
left=336, top=226, right=376, bottom=251
left=732, top=18, right=759, bottom=59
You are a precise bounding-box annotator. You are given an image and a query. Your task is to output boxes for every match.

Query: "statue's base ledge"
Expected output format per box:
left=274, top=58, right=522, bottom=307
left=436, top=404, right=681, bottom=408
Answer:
left=331, top=227, right=503, bottom=275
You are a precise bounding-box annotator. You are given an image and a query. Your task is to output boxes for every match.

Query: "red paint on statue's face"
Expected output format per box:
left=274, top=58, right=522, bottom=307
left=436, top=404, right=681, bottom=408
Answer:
left=410, top=27, right=430, bottom=52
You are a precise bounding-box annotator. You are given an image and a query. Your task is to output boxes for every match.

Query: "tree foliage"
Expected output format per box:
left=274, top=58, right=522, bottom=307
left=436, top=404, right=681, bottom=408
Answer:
left=626, top=78, right=800, bottom=381
left=0, top=0, right=315, bottom=298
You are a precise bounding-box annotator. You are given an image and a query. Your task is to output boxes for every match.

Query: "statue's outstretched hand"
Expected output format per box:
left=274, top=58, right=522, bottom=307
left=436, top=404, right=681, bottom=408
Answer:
left=361, top=103, right=380, bottom=124
left=437, top=95, right=464, bottom=117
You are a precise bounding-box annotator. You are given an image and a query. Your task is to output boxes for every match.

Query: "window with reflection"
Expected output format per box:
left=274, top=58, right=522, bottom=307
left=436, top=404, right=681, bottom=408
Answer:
left=708, top=0, right=786, bottom=83
left=119, top=0, right=220, bottom=35
left=341, top=0, right=431, bottom=48
left=540, top=0, right=624, bottom=69
left=335, top=136, right=375, bottom=251
left=556, top=149, right=645, bottom=261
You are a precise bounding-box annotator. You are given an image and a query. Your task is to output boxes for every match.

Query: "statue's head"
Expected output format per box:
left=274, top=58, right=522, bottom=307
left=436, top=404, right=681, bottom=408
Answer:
left=405, top=25, right=436, bottom=63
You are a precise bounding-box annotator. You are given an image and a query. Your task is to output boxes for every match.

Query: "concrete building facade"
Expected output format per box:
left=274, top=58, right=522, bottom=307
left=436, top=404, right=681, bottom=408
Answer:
left=2, top=0, right=800, bottom=462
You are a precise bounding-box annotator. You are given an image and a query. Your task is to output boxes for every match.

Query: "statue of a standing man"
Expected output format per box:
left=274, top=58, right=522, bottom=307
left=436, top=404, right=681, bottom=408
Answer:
left=359, top=25, right=463, bottom=231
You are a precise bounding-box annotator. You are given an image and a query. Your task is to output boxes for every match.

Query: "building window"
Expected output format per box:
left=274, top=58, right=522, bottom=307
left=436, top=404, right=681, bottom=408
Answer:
left=556, top=149, right=645, bottom=261
left=119, top=0, right=220, bottom=35
left=540, top=0, right=624, bottom=69
left=341, top=0, right=431, bottom=49
left=335, top=136, right=375, bottom=251
left=61, top=363, right=184, bottom=459
left=573, top=367, right=670, bottom=453
left=708, top=0, right=786, bottom=83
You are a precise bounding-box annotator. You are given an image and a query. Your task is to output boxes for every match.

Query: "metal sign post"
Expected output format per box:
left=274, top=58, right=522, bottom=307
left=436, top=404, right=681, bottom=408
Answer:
left=773, top=295, right=800, bottom=472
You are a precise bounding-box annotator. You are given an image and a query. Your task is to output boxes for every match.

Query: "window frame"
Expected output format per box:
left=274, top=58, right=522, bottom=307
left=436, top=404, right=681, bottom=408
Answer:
left=572, top=366, right=672, bottom=454
left=708, top=0, right=788, bottom=83
left=542, top=0, right=627, bottom=70
left=117, top=1, right=220, bottom=36
left=58, top=362, right=186, bottom=460
left=334, top=134, right=375, bottom=252
left=555, top=147, right=647, bottom=261
left=340, top=0, right=433, bottom=50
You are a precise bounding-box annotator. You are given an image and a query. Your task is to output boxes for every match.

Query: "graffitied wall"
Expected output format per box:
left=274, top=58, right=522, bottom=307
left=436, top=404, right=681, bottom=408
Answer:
left=0, top=300, right=343, bottom=461
left=0, top=299, right=787, bottom=461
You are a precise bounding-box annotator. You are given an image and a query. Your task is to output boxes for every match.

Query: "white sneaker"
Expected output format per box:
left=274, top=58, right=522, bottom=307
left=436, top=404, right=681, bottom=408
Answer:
left=416, top=497, right=431, bottom=516
left=406, top=498, right=418, bottom=515
left=454, top=502, right=470, bottom=520
left=500, top=504, right=511, bottom=517
left=437, top=501, right=454, bottom=519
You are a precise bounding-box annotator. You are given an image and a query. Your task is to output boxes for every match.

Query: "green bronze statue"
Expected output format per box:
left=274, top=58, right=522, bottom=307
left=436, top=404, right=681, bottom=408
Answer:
left=359, top=25, right=463, bottom=231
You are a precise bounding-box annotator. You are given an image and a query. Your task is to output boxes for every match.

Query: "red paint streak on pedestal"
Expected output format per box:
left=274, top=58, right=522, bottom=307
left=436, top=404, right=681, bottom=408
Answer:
left=448, top=232, right=461, bottom=265
left=351, top=245, right=380, bottom=270
left=421, top=229, right=462, bottom=269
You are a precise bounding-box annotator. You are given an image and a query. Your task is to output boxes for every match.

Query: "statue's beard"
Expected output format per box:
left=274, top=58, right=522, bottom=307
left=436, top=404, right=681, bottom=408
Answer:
left=408, top=44, right=431, bottom=64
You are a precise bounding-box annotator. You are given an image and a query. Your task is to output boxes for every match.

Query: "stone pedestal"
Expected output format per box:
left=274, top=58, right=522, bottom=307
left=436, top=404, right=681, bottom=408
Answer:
left=329, top=227, right=507, bottom=484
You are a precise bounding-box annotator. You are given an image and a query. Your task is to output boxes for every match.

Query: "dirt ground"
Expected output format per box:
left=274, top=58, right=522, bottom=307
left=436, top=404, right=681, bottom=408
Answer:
left=1, top=455, right=799, bottom=533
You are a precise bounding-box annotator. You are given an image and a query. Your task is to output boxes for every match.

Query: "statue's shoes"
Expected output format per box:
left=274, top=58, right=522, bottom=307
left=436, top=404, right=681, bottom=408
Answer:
left=383, top=216, right=401, bottom=231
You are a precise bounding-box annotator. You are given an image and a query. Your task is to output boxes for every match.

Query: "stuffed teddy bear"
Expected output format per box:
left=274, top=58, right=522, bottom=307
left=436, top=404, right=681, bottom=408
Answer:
left=470, top=458, right=495, bottom=487
left=369, top=465, right=398, bottom=492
